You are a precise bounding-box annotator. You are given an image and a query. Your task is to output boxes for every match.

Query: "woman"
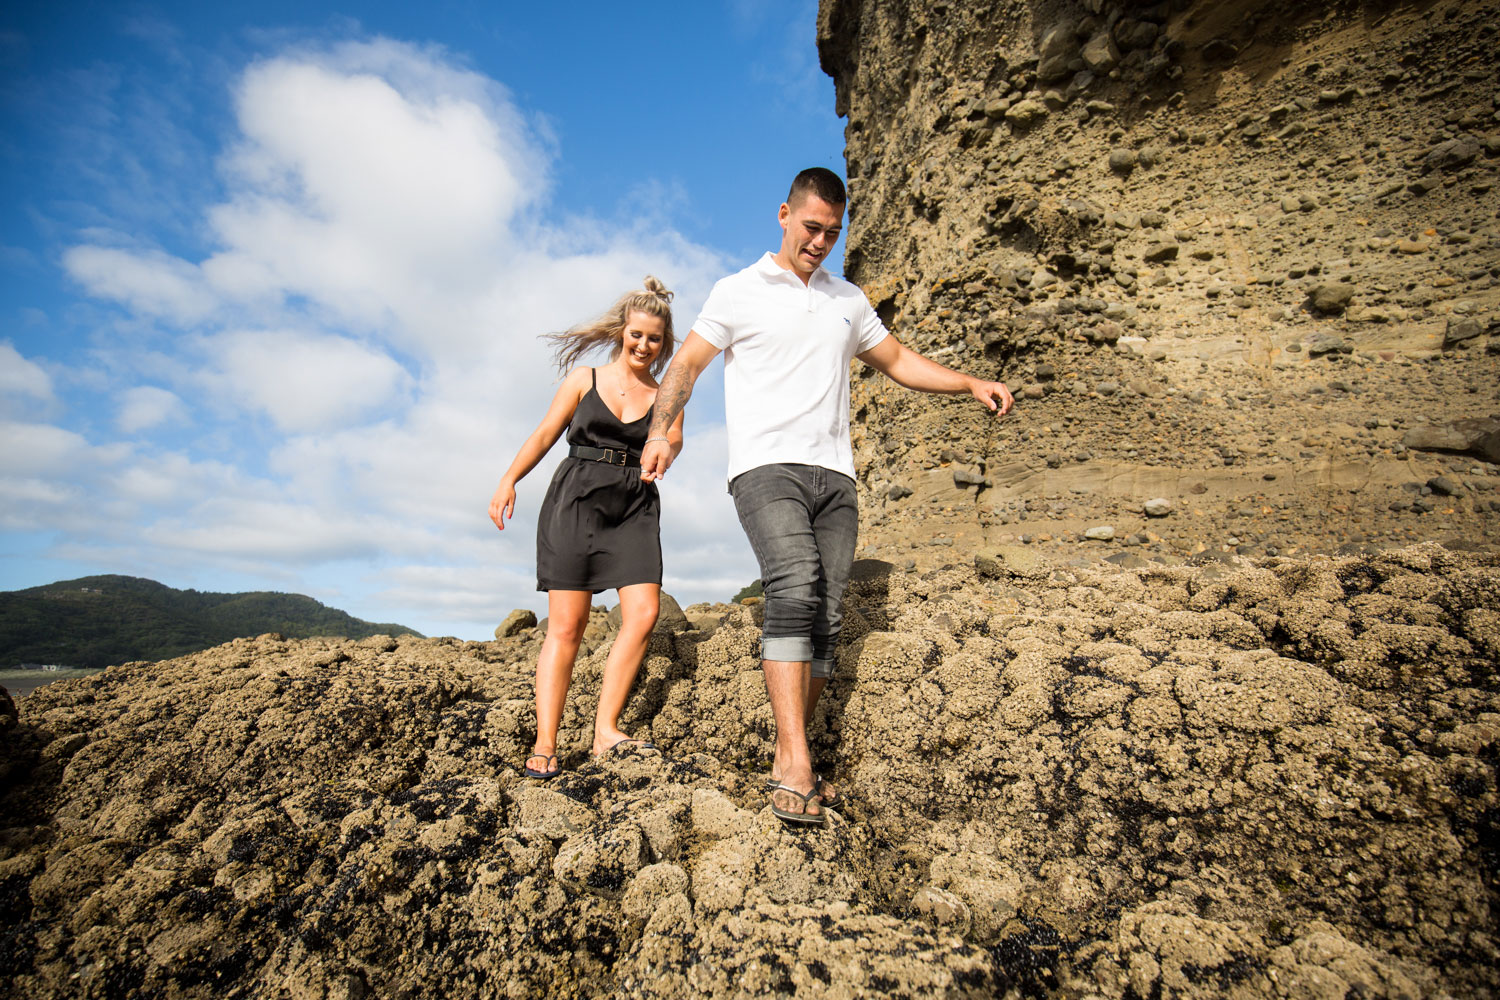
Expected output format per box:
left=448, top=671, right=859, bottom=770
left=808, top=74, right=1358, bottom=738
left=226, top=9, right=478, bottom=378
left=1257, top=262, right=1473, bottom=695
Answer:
left=488, top=277, right=684, bottom=779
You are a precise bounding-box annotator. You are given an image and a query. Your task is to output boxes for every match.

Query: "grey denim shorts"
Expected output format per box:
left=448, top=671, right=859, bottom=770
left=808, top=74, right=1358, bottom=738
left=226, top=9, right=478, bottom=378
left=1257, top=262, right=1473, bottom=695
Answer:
left=729, top=463, right=858, bottom=679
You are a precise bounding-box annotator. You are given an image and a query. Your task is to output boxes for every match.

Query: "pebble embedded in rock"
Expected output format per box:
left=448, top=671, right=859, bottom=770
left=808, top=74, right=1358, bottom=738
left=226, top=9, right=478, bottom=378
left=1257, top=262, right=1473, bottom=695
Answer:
left=1305, top=330, right=1349, bottom=355
left=1310, top=283, right=1355, bottom=313
left=1005, top=99, right=1049, bottom=127
left=1108, top=148, right=1137, bottom=173
left=1144, top=241, right=1178, bottom=262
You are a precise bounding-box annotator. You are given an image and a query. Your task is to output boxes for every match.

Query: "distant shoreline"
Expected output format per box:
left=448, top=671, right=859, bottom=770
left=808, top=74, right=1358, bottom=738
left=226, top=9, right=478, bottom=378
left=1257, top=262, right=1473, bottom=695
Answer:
left=0, top=668, right=105, bottom=698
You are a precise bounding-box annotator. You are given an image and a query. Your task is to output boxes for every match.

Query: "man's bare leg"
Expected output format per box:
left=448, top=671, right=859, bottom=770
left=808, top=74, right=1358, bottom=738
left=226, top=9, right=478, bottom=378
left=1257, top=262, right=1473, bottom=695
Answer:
left=769, top=675, right=837, bottom=802
left=808, top=676, right=827, bottom=714
left=764, top=658, right=821, bottom=820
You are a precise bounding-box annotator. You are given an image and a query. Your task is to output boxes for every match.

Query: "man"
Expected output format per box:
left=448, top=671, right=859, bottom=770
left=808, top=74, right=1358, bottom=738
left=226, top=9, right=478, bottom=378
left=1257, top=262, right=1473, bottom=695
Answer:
left=640, top=167, right=1013, bottom=825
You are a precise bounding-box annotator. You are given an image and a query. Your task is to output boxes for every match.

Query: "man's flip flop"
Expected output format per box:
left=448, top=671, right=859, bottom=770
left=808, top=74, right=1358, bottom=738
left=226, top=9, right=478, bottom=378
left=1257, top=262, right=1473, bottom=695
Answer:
left=523, top=753, right=560, bottom=779
left=595, top=738, right=658, bottom=758
left=769, top=783, right=826, bottom=826
left=765, top=774, right=842, bottom=810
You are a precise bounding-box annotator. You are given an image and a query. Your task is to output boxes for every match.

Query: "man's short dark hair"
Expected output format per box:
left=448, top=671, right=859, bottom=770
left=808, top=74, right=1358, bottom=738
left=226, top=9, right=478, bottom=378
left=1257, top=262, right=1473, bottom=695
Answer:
left=787, top=167, right=846, bottom=207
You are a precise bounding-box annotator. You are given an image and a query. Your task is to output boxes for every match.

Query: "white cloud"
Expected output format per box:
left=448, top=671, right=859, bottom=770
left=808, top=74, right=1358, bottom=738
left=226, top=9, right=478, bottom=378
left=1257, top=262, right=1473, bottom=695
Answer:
left=0, top=478, right=82, bottom=530
left=657, top=423, right=761, bottom=603
left=140, top=496, right=421, bottom=563
left=196, top=328, right=411, bottom=433
left=0, top=342, right=54, bottom=414
left=106, top=451, right=243, bottom=506
left=199, top=43, right=541, bottom=342
left=0, top=422, right=135, bottom=533
left=0, top=421, right=101, bottom=476
left=368, top=561, right=540, bottom=637
left=62, top=245, right=218, bottom=324
left=116, top=385, right=186, bottom=433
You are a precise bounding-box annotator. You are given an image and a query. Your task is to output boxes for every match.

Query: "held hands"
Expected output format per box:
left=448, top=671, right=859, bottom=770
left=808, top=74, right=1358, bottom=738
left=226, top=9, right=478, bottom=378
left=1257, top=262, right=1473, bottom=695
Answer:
left=488, top=481, right=517, bottom=530
left=971, top=379, right=1014, bottom=416
left=640, top=440, right=673, bottom=482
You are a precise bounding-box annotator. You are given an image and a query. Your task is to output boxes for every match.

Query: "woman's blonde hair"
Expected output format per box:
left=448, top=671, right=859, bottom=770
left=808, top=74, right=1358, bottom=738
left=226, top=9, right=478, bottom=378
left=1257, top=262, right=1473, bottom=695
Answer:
left=547, top=276, right=676, bottom=376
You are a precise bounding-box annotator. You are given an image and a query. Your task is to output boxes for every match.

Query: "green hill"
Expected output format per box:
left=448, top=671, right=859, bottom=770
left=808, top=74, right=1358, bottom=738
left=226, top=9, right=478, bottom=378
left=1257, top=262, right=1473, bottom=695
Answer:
left=0, top=575, right=422, bottom=669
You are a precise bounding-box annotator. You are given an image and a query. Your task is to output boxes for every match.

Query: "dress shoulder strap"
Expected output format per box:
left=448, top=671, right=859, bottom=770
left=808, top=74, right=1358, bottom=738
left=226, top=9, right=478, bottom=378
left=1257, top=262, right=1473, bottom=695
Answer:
left=590, top=367, right=596, bottom=389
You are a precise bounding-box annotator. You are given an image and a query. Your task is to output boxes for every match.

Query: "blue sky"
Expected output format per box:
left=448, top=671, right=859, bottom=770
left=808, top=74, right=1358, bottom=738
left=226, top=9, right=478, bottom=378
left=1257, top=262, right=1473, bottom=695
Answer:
left=0, top=0, right=847, bottom=638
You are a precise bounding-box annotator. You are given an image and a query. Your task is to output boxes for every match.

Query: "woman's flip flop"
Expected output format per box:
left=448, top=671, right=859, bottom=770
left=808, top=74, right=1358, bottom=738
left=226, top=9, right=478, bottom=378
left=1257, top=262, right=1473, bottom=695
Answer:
left=523, top=753, right=561, bottom=779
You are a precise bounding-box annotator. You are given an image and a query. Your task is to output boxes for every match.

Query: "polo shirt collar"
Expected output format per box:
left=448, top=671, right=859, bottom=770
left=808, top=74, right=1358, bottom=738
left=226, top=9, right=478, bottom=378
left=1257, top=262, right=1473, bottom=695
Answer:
left=756, top=251, right=829, bottom=290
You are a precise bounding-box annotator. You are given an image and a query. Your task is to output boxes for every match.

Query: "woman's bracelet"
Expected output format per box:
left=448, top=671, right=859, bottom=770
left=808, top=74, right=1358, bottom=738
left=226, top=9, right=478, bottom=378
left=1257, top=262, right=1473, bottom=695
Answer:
left=645, top=437, right=670, bottom=444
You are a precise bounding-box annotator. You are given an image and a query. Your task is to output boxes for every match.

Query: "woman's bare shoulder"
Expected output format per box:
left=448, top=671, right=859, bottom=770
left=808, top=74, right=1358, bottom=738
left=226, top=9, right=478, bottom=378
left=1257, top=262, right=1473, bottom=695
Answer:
left=558, top=365, right=594, bottom=395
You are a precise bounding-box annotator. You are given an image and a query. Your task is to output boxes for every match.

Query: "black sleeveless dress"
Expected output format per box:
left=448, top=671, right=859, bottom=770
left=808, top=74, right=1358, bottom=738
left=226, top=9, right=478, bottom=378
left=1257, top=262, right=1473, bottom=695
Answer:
left=535, top=369, right=662, bottom=593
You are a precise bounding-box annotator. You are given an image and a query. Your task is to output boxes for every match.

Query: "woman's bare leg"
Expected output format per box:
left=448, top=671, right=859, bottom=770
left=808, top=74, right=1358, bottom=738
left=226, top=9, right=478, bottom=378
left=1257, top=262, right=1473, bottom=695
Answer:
left=591, top=583, right=659, bottom=754
left=530, top=589, right=592, bottom=767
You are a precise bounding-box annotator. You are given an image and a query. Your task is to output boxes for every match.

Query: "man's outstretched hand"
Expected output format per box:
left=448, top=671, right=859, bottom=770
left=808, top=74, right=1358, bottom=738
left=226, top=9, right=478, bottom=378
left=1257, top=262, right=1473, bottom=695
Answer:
left=971, top=379, right=1014, bottom=416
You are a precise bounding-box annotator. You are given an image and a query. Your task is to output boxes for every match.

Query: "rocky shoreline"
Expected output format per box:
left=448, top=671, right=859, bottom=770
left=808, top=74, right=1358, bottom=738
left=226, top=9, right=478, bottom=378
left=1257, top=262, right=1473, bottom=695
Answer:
left=2, top=543, right=1496, bottom=998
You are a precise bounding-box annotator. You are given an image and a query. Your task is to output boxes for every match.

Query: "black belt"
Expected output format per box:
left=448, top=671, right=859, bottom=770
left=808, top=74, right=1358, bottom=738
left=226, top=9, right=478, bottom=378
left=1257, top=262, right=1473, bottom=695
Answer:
left=569, top=445, right=640, bottom=468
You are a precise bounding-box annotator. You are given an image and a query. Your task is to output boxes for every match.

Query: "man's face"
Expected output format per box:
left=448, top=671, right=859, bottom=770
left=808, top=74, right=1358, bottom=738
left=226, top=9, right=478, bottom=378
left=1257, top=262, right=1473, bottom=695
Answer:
left=778, top=193, right=844, bottom=277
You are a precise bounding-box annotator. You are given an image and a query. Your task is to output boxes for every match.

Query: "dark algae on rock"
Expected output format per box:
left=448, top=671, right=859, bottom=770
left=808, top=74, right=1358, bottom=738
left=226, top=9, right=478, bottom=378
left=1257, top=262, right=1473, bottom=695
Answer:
left=1, top=543, right=1498, bottom=998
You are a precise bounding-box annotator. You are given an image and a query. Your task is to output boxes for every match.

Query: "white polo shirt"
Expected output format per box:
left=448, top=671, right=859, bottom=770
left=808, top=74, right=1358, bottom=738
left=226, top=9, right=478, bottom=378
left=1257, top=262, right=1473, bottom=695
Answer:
left=693, top=252, right=889, bottom=483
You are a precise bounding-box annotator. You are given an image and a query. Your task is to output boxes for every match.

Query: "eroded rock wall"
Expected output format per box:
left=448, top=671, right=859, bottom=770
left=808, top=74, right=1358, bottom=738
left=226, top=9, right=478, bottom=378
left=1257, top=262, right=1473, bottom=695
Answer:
left=817, top=0, right=1500, bottom=568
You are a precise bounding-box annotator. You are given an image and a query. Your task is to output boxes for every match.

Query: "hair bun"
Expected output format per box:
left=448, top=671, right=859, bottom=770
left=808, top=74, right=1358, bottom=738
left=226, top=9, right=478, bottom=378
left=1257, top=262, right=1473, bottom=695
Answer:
left=642, top=275, right=674, bottom=303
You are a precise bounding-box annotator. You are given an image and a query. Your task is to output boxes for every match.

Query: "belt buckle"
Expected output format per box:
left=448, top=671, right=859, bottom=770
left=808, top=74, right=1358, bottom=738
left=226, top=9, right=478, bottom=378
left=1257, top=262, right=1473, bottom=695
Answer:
left=602, top=448, right=624, bottom=466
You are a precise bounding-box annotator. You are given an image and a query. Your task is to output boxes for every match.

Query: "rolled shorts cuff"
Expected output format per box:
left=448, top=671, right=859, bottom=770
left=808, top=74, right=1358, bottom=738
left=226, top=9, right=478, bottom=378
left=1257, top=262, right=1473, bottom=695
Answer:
left=761, top=635, right=814, bottom=662
left=810, top=657, right=834, bottom=680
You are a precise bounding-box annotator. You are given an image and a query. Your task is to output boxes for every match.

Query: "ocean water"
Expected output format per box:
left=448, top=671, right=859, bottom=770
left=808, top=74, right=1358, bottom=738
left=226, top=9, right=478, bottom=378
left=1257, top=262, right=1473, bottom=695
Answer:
left=0, top=668, right=105, bottom=698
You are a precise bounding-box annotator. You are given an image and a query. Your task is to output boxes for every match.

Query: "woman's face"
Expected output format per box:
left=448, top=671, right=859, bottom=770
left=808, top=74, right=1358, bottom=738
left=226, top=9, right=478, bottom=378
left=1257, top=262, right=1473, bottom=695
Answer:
left=621, top=310, right=666, bottom=372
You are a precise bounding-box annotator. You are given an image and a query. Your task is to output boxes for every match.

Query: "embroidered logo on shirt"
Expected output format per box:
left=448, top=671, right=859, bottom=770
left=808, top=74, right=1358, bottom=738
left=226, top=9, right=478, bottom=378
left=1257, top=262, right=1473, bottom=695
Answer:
left=841, top=316, right=851, bottom=325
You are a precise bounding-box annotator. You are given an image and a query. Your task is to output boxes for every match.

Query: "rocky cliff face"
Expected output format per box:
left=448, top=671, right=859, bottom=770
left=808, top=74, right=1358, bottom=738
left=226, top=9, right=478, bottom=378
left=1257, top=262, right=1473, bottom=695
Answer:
left=818, top=0, right=1499, bottom=569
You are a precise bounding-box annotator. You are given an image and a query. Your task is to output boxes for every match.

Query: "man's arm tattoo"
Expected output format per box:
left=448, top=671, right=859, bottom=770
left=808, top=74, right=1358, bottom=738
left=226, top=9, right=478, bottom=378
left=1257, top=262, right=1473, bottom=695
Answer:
left=649, top=363, right=694, bottom=437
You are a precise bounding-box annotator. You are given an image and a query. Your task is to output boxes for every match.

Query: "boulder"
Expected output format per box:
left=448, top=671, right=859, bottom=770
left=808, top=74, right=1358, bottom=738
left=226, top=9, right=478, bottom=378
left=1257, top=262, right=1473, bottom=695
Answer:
left=1310, top=283, right=1356, bottom=314
left=1403, top=416, right=1500, bottom=463
left=1423, top=137, right=1480, bottom=172
left=974, top=545, right=1048, bottom=579
left=1005, top=99, right=1049, bottom=127
left=495, top=608, right=537, bottom=639
left=1108, top=148, right=1138, bottom=173
left=1037, top=22, right=1080, bottom=80
left=1081, top=32, right=1120, bottom=73
left=1442, top=316, right=1488, bottom=348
